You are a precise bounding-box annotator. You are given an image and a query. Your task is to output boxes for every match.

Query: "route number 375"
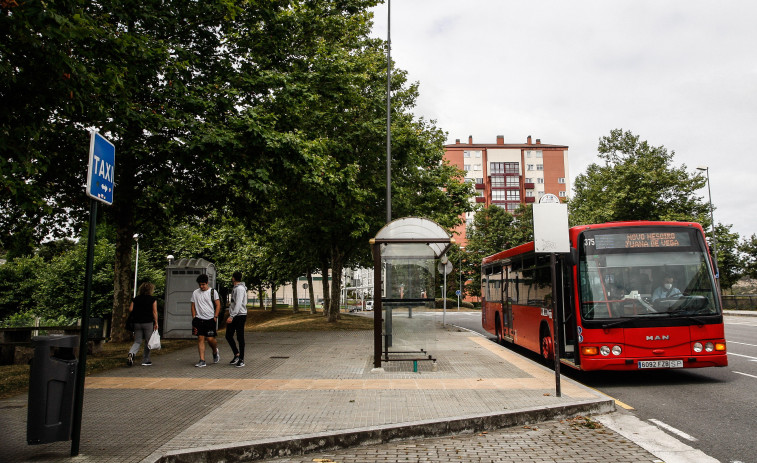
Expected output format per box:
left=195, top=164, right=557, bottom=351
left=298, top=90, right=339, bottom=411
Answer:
left=584, top=238, right=595, bottom=247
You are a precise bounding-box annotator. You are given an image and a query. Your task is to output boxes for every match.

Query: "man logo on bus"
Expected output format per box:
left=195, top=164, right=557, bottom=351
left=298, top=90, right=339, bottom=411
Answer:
left=646, top=335, right=670, bottom=341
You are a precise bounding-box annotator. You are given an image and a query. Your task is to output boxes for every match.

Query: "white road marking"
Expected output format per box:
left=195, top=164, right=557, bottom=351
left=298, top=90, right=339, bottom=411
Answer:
left=727, top=352, right=757, bottom=361
left=648, top=418, right=698, bottom=442
left=727, top=341, right=757, bottom=348
left=597, top=413, right=718, bottom=463
left=733, top=371, right=757, bottom=379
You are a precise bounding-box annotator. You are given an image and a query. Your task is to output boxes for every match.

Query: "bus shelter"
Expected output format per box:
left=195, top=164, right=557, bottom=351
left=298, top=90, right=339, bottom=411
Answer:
left=370, top=217, right=454, bottom=369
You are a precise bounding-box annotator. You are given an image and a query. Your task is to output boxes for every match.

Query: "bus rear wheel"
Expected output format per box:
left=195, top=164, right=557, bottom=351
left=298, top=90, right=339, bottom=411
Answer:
left=540, top=330, right=554, bottom=362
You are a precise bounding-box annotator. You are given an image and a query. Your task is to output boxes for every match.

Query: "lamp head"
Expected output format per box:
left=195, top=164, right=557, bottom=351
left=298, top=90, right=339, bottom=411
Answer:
left=696, top=165, right=708, bottom=172
left=133, top=233, right=140, bottom=240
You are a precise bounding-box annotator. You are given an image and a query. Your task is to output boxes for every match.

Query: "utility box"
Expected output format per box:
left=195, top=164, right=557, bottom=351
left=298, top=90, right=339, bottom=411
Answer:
left=163, top=258, right=216, bottom=339
left=27, top=335, right=78, bottom=445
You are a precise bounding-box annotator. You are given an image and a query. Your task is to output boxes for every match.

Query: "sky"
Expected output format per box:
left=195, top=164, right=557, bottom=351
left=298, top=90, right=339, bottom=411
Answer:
left=369, top=0, right=757, bottom=240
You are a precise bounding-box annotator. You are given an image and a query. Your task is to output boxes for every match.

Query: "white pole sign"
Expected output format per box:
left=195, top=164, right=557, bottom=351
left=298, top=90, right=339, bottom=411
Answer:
left=532, top=202, right=569, bottom=253
left=86, top=131, right=115, bottom=205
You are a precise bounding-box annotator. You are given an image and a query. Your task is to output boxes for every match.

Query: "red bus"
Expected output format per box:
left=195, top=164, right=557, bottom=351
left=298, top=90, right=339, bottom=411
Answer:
left=481, top=221, right=727, bottom=371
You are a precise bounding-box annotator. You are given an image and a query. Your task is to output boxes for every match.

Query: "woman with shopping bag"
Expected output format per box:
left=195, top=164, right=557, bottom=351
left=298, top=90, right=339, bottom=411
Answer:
left=127, top=281, right=159, bottom=366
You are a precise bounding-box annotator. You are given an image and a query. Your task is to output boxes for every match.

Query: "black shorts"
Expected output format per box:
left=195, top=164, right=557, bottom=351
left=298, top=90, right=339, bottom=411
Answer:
left=192, top=317, right=217, bottom=337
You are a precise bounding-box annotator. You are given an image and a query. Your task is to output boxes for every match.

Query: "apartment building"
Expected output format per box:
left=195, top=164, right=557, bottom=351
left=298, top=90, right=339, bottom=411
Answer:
left=444, top=135, right=570, bottom=244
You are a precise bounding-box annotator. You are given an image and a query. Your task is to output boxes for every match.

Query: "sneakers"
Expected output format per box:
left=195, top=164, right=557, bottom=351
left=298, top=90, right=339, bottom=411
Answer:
left=229, top=356, right=240, bottom=365
left=141, top=360, right=152, bottom=366
left=195, top=360, right=207, bottom=368
left=127, top=352, right=134, bottom=367
left=213, top=349, right=220, bottom=364
left=235, top=361, right=245, bottom=368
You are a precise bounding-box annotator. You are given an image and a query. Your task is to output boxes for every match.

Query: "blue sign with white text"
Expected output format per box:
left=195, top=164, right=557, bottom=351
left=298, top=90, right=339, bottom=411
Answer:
left=86, top=132, right=115, bottom=205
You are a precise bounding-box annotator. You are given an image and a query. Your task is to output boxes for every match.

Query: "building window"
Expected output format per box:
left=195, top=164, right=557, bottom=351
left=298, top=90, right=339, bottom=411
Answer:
left=537, top=178, right=545, bottom=184
left=464, top=164, right=471, bottom=171
left=506, top=202, right=518, bottom=212
left=526, top=190, right=535, bottom=197
left=491, top=176, right=505, bottom=188
left=490, top=162, right=504, bottom=174
left=537, top=164, right=544, bottom=171
left=559, top=191, right=567, bottom=197
left=536, top=151, right=543, bottom=158
left=525, top=177, right=533, bottom=183
left=464, top=151, right=471, bottom=158
left=527, top=164, right=534, bottom=171
left=477, top=190, right=484, bottom=197
left=506, top=190, right=520, bottom=201
left=505, top=162, right=519, bottom=174
left=492, top=190, right=506, bottom=201
left=475, top=151, right=481, bottom=158
left=558, top=177, right=565, bottom=184
left=476, top=177, right=484, bottom=184
left=526, top=150, right=532, bottom=158
left=506, top=176, right=519, bottom=187
left=473, top=163, right=481, bottom=171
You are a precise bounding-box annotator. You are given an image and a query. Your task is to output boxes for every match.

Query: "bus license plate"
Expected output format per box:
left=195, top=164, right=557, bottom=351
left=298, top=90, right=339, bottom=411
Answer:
left=638, top=360, right=684, bottom=369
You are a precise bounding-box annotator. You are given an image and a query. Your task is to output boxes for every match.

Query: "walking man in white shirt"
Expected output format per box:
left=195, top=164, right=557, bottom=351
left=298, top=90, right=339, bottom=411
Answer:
left=190, top=274, right=221, bottom=367
left=226, top=271, right=248, bottom=367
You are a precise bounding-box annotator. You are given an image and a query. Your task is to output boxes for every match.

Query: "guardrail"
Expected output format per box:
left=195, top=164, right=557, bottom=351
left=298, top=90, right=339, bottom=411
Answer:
left=722, top=295, right=757, bottom=310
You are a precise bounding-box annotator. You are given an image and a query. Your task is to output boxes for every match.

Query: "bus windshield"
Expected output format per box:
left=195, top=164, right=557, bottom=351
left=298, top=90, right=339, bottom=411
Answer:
left=578, top=229, right=720, bottom=320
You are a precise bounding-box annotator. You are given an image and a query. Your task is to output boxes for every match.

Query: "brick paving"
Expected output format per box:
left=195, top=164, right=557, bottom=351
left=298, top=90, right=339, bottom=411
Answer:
left=0, top=312, right=660, bottom=463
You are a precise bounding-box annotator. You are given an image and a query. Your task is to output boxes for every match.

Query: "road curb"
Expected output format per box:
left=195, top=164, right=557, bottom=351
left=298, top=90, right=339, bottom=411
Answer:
left=152, top=399, right=616, bottom=463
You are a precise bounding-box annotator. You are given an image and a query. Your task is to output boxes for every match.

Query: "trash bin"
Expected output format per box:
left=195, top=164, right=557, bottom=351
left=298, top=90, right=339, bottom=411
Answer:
left=27, top=334, right=78, bottom=445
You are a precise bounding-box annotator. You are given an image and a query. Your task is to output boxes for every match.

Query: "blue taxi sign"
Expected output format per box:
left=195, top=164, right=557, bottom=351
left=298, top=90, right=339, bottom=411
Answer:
left=86, top=131, right=115, bottom=205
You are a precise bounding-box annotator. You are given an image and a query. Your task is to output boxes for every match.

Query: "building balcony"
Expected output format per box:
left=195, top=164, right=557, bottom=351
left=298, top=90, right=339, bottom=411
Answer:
left=475, top=183, right=485, bottom=189
left=524, top=182, right=535, bottom=190
left=475, top=197, right=486, bottom=203
left=525, top=197, right=536, bottom=203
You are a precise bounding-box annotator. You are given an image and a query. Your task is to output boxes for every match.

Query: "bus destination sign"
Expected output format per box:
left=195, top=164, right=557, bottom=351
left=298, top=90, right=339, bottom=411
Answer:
left=594, top=232, right=692, bottom=250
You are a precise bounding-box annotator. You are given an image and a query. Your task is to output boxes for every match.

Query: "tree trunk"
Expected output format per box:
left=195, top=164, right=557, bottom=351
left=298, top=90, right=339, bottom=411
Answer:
left=307, top=270, right=316, bottom=314
left=328, top=246, right=344, bottom=322
left=292, top=278, right=299, bottom=313
left=321, top=256, right=330, bottom=316
left=258, top=284, right=265, bottom=309
left=270, top=282, right=277, bottom=311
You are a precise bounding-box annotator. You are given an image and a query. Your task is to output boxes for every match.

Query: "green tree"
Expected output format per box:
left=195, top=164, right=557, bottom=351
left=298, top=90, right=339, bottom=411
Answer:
left=569, top=129, right=710, bottom=225
left=463, top=205, right=533, bottom=298
left=0, top=255, right=47, bottom=324
left=713, top=223, right=742, bottom=290
left=740, top=234, right=757, bottom=280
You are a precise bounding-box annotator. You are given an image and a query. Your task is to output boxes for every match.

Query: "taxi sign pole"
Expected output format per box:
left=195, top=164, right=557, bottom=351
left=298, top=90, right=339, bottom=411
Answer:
left=72, top=131, right=114, bottom=456
left=71, top=199, right=96, bottom=456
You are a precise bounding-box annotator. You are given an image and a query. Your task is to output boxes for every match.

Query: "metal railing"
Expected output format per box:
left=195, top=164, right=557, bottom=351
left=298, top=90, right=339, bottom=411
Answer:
left=722, top=295, right=757, bottom=310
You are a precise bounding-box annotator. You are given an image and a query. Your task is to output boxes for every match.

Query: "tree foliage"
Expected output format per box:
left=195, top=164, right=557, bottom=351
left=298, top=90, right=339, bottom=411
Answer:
left=463, top=205, right=533, bottom=298
left=740, top=234, right=757, bottom=280
left=569, top=129, right=710, bottom=226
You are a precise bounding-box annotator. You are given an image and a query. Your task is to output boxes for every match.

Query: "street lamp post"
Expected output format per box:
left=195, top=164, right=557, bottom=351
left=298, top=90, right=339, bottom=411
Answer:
left=133, top=234, right=140, bottom=297
left=696, top=166, right=718, bottom=277
left=458, top=246, right=465, bottom=311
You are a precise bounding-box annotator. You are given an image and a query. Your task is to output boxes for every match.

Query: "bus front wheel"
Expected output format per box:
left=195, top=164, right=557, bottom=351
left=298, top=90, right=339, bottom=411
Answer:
left=495, top=314, right=503, bottom=344
left=540, top=329, right=554, bottom=362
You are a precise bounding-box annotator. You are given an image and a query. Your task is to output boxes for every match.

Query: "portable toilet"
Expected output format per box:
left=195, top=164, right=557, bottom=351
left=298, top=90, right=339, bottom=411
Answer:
left=163, top=258, right=216, bottom=339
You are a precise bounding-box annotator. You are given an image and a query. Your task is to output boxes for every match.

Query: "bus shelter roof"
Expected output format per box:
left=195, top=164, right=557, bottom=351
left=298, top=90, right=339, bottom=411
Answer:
left=371, top=217, right=454, bottom=258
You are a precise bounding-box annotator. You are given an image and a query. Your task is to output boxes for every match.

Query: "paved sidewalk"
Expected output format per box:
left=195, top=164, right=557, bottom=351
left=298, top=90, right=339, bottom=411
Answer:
left=1, top=312, right=662, bottom=463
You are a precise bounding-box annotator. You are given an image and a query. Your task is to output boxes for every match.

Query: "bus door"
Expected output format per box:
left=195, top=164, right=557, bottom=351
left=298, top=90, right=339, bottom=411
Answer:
left=557, top=256, right=577, bottom=363
left=502, top=266, right=512, bottom=337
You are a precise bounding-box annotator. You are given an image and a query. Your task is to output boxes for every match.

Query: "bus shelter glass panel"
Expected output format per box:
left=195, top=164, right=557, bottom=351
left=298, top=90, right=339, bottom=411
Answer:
left=381, top=243, right=437, bottom=371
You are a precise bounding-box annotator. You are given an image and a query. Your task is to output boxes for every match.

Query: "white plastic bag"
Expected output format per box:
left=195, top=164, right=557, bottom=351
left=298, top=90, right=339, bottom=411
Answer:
left=147, top=330, right=161, bottom=350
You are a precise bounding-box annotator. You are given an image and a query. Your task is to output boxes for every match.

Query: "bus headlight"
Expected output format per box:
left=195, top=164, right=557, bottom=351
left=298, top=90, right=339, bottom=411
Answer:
left=612, top=345, right=622, bottom=356
left=705, top=342, right=714, bottom=352
left=600, top=345, right=610, bottom=356
left=693, top=342, right=703, bottom=353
